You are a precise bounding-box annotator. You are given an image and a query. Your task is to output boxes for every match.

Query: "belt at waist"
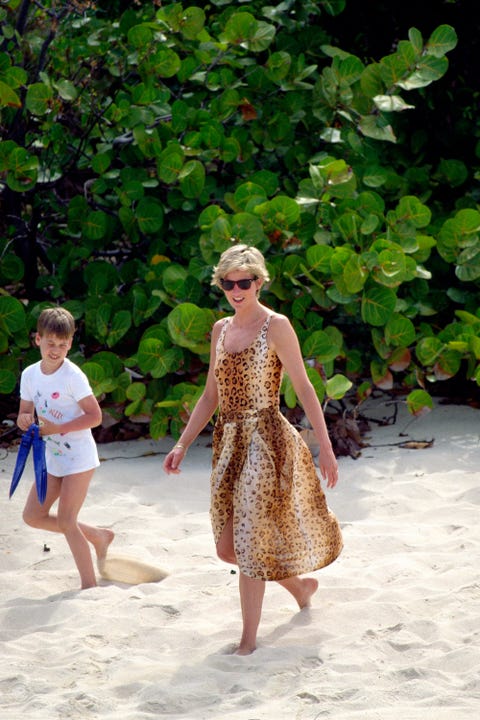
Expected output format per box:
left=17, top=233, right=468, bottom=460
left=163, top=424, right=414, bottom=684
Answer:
left=218, top=406, right=278, bottom=423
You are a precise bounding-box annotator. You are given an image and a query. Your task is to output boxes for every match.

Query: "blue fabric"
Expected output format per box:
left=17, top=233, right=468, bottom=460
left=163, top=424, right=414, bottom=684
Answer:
left=10, top=424, right=47, bottom=504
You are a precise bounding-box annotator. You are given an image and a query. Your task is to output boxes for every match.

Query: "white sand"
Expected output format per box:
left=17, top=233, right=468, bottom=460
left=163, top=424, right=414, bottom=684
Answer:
left=1, top=397, right=479, bottom=719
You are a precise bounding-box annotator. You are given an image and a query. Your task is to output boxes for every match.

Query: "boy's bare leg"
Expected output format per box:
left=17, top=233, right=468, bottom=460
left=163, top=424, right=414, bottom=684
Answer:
left=277, top=576, right=319, bottom=609
left=237, top=572, right=266, bottom=655
left=23, top=471, right=114, bottom=589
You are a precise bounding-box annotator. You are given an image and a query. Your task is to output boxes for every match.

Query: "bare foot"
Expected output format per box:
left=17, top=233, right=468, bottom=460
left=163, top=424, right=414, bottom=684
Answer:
left=297, top=577, right=319, bottom=609
left=278, top=575, right=319, bottom=609
left=235, top=643, right=256, bottom=656
left=92, top=528, right=115, bottom=562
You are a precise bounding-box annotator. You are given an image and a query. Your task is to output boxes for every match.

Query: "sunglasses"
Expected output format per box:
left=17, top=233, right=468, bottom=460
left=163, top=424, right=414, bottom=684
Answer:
left=220, top=277, right=257, bottom=291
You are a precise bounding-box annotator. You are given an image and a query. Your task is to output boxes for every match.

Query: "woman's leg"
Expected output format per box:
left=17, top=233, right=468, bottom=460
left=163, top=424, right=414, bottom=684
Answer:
left=238, top=572, right=266, bottom=655
left=277, top=576, right=319, bottom=608
left=215, top=513, right=236, bottom=564
left=216, top=514, right=265, bottom=654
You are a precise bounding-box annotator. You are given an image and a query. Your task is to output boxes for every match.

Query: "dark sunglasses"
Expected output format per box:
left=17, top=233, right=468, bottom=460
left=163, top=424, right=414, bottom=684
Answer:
left=220, top=277, right=257, bottom=291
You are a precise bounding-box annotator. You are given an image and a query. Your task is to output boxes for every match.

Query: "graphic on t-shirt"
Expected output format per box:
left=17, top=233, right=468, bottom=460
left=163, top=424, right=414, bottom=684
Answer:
left=33, top=389, right=71, bottom=456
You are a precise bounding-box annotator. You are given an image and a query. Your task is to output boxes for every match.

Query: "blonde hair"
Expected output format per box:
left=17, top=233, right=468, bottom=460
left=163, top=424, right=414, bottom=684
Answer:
left=37, top=307, right=75, bottom=339
left=211, top=244, right=270, bottom=288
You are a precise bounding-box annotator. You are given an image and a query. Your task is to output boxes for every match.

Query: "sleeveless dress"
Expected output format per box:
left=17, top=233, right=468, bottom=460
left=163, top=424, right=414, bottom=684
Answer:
left=211, top=315, right=343, bottom=581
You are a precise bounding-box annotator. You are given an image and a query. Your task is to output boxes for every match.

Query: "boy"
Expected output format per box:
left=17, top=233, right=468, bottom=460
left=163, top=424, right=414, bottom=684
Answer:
left=16, top=307, right=113, bottom=589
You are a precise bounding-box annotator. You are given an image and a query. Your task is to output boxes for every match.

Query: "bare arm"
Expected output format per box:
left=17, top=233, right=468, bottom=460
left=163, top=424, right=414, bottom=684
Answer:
left=163, top=321, right=221, bottom=475
left=38, top=394, right=102, bottom=436
left=17, top=399, right=35, bottom=432
left=268, top=314, right=339, bottom=488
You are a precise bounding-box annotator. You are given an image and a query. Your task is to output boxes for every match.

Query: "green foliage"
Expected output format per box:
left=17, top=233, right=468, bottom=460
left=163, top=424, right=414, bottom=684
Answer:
left=0, top=0, right=476, bottom=438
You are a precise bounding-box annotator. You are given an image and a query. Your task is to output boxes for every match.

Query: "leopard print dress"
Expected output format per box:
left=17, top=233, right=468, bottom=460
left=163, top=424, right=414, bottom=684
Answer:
left=210, top=315, right=343, bottom=581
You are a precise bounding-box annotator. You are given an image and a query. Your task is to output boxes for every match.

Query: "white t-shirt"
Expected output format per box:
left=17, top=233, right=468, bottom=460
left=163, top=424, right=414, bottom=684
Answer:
left=20, top=358, right=100, bottom=476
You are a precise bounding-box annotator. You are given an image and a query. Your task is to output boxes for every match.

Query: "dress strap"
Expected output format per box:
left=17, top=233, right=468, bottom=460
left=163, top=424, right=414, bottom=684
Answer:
left=216, top=317, right=230, bottom=352
left=260, top=313, right=273, bottom=344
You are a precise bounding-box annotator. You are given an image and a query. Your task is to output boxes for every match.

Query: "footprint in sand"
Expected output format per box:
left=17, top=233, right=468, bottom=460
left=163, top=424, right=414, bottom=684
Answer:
left=97, top=554, right=167, bottom=585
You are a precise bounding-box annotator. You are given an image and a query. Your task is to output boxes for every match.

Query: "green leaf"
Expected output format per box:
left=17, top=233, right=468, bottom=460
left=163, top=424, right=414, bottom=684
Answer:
left=343, top=253, right=368, bottom=293
left=397, top=55, right=449, bottom=90
left=385, top=314, right=416, bottom=348
left=25, top=82, right=53, bottom=115
left=395, top=196, right=431, bottom=228
left=0, top=369, right=16, bottom=393
left=136, top=197, right=164, bottom=233
left=372, top=248, right=406, bottom=288
left=0, top=295, right=25, bottom=334
left=325, top=374, right=352, bottom=400
left=81, top=210, right=108, bottom=240
left=233, top=182, right=267, bottom=211
left=0, top=252, right=24, bottom=282
left=158, top=149, right=184, bottom=184
left=167, top=303, right=211, bottom=354
left=150, top=409, right=170, bottom=440
left=81, top=361, right=117, bottom=395
left=7, top=148, right=38, bottom=191
left=361, top=285, right=397, bottom=326
left=56, top=79, right=78, bottom=101
left=179, top=7, right=206, bottom=39
left=178, top=160, right=205, bottom=199
left=151, top=47, right=181, bottom=78
left=84, top=261, right=118, bottom=293
left=128, top=24, right=154, bottom=48
left=370, top=359, right=393, bottom=389
left=266, top=51, right=291, bottom=82
left=303, top=330, right=341, bottom=363
left=254, top=196, right=300, bottom=231
left=456, top=246, right=480, bottom=282
left=406, top=389, right=433, bottom=417
left=426, top=24, right=458, bottom=58
left=220, top=12, right=258, bottom=45
left=433, top=349, right=461, bottom=380
left=358, top=116, right=397, bottom=143
left=106, top=310, right=132, bottom=348
left=137, top=338, right=164, bottom=374
left=306, top=245, right=334, bottom=275
left=415, top=337, right=444, bottom=366
left=0, top=80, right=21, bottom=107
left=126, top=382, right=146, bottom=401
left=150, top=346, right=184, bottom=378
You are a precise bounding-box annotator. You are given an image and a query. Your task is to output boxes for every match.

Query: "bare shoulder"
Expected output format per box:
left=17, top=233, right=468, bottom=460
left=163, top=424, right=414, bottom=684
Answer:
left=211, top=317, right=228, bottom=343
left=268, top=311, right=293, bottom=332
left=267, top=312, right=296, bottom=348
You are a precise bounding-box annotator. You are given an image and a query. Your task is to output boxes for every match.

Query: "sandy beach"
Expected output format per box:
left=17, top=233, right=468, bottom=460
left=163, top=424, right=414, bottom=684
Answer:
left=1, top=396, right=479, bottom=719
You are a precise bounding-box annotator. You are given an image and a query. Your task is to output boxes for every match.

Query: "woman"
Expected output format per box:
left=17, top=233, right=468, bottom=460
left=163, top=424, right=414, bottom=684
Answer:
left=163, top=244, right=342, bottom=654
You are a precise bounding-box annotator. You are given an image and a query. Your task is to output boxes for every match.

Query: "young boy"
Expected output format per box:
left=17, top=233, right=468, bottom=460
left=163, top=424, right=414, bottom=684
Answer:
left=16, top=307, right=114, bottom=589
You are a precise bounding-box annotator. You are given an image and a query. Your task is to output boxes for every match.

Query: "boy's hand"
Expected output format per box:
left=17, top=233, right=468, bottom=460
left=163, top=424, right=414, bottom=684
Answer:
left=38, top=418, right=60, bottom=436
left=17, top=413, right=35, bottom=432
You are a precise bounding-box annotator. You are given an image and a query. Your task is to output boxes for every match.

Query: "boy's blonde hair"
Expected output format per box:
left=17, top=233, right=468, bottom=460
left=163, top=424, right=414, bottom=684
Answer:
left=211, top=244, right=270, bottom=288
left=37, top=307, right=75, bottom=339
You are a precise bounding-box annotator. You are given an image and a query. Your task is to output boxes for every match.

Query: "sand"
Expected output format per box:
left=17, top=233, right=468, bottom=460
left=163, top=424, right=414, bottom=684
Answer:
left=1, top=396, right=479, bottom=719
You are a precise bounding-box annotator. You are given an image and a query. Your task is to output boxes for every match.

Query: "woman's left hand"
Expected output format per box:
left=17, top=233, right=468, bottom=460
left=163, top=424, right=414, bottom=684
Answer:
left=163, top=446, right=185, bottom=474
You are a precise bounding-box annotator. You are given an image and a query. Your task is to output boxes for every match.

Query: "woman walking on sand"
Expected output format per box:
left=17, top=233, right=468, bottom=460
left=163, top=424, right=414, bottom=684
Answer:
left=163, top=244, right=342, bottom=654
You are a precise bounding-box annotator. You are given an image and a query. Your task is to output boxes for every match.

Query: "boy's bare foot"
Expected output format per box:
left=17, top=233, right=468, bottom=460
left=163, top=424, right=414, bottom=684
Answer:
left=93, top=528, right=115, bottom=561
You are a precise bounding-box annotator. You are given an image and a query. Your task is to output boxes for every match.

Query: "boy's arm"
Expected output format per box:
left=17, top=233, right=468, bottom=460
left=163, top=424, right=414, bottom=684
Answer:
left=39, top=394, right=102, bottom=436
left=17, top=399, right=35, bottom=432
